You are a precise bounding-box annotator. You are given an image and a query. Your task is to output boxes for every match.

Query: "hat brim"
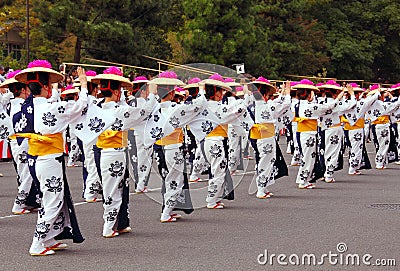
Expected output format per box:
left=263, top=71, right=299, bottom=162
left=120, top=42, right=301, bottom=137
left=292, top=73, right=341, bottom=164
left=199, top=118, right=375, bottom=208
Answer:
left=61, top=89, right=80, bottom=95
left=91, top=74, right=133, bottom=88
left=292, top=84, right=319, bottom=91
left=317, top=85, right=342, bottom=91
left=148, top=77, right=184, bottom=86
left=183, top=83, right=199, bottom=89
left=250, top=82, right=276, bottom=93
left=74, top=76, right=97, bottom=83
left=251, top=81, right=276, bottom=87
left=235, top=90, right=245, bottom=96
left=226, top=82, right=241, bottom=87
left=202, top=79, right=232, bottom=91
left=133, top=79, right=149, bottom=84
left=0, top=77, right=18, bottom=88
left=390, top=86, right=400, bottom=92
left=175, top=91, right=186, bottom=96
left=353, top=87, right=364, bottom=92
left=366, top=89, right=379, bottom=96
left=15, top=67, right=64, bottom=84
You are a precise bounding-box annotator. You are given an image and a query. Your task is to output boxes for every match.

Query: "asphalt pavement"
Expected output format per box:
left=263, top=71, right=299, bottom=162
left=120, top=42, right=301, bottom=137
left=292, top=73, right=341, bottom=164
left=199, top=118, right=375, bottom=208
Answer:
left=0, top=141, right=399, bottom=271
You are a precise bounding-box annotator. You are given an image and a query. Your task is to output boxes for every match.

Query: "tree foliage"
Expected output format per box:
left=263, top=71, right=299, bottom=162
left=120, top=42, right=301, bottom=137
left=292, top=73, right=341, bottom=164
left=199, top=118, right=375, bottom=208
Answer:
left=31, top=0, right=182, bottom=71
left=179, top=0, right=257, bottom=68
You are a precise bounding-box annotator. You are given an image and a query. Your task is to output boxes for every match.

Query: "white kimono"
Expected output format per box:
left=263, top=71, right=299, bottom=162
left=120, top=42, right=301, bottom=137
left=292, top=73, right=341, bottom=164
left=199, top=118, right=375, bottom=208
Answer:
left=252, top=94, right=291, bottom=197
left=366, top=98, right=400, bottom=168
left=203, top=98, right=248, bottom=207
left=319, top=95, right=357, bottom=181
left=294, top=98, right=339, bottom=185
left=26, top=87, right=88, bottom=253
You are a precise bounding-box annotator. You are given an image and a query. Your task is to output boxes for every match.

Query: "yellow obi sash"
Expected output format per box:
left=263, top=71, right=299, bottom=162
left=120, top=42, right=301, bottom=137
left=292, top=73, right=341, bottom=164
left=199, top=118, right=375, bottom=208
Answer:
left=206, top=124, right=228, bottom=138
left=342, top=116, right=365, bottom=130
left=15, top=132, right=64, bottom=156
left=250, top=123, right=275, bottom=139
left=156, top=128, right=184, bottom=146
left=330, top=123, right=342, bottom=128
left=372, top=115, right=390, bottom=125
left=97, top=130, right=128, bottom=149
left=297, top=118, right=318, bottom=132
left=292, top=116, right=301, bottom=122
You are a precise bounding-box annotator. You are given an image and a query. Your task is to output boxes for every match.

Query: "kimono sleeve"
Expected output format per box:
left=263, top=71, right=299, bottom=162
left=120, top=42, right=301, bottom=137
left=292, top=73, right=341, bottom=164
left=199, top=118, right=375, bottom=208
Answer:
left=271, top=94, right=291, bottom=119
left=232, top=107, right=254, bottom=136
left=215, top=99, right=247, bottom=125
left=73, top=102, right=116, bottom=144
left=391, top=106, right=400, bottom=122
left=166, top=94, right=206, bottom=129
left=115, top=93, right=158, bottom=130
left=382, top=99, right=400, bottom=115
left=47, top=88, right=61, bottom=102
left=365, top=100, right=385, bottom=121
left=306, top=99, right=339, bottom=117
left=0, top=105, right=13, bottom=140
left=187, top=108, right=220, bottom=142
left=334, top=96, right=357, bottom=113
left=356, top=92, right=379, bottom=120
left=34, top=87, right=88, bottom=134
left=0, top=92, right=13, bottom=107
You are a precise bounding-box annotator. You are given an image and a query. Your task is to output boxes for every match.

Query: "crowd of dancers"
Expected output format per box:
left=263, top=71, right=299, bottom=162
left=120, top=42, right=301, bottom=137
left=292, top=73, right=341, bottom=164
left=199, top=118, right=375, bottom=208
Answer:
left=0, top=60, right=399, bottom=256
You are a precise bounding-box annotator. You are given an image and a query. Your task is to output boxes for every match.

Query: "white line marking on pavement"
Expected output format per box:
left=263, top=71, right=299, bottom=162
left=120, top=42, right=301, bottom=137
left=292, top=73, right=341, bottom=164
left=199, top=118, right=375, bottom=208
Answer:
left=0, top=214, right=19, bottom=220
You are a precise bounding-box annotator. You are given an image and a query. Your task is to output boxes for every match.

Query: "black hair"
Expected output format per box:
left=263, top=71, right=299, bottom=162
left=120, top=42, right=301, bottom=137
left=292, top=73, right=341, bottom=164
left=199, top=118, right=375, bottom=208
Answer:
left=187, top=87, right=199, bottom=97
left=322, top=88, right=338, bottom=98
left=205, top=85, right=223, bottom=100
left=100, top=79, right=120, bottom=90
left=64, top=94, right=76, bottom=101
left=157, top=85, right=174, bottom=99
left=132, top=82, right=146, bottom=94
left=100, top=79, right=120, bottom=97
left=257, top=84, right=268, bottom=96
left=27, top=72, right=50, bottom=95
left=8, top=82, right=26, bottom=97
left=324, top=90, right=333, bottom=98
left=101, top=90, right=112, bottom=97
left=63, top=75, right=73, bottom=86
left=224, top=91, right=233, bottom=98
left=296, top=89, right=310, bottom=100
left=253, top=83, right=276, bottom=99
left=87, top=82, right=98, bottom=94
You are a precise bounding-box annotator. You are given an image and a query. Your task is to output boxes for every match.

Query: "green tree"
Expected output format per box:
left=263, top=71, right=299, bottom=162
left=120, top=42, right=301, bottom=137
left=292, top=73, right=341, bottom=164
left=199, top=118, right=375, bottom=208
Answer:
left=34, top=0, right=182, bottom=72
left=249, top=1, right=330, bottom=78
left=309, top=1, right=382, bottom=80
left=367, top=0, right=400, bottom=82
left=179, top=0, right=257, bottom=69
left=179, top=0, right=329, bottom=79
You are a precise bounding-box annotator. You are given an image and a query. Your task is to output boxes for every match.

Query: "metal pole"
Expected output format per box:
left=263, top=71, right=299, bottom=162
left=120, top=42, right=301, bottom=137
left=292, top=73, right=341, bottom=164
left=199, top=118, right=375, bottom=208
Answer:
left=26, top=0, right=30, bottom=64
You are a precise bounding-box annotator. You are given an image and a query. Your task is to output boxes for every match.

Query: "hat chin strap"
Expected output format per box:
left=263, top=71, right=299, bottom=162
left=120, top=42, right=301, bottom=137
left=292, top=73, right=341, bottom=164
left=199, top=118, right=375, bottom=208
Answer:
left=26, top=72, right=52, bottom=98
left=100, top=80, right=121, bottom=101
